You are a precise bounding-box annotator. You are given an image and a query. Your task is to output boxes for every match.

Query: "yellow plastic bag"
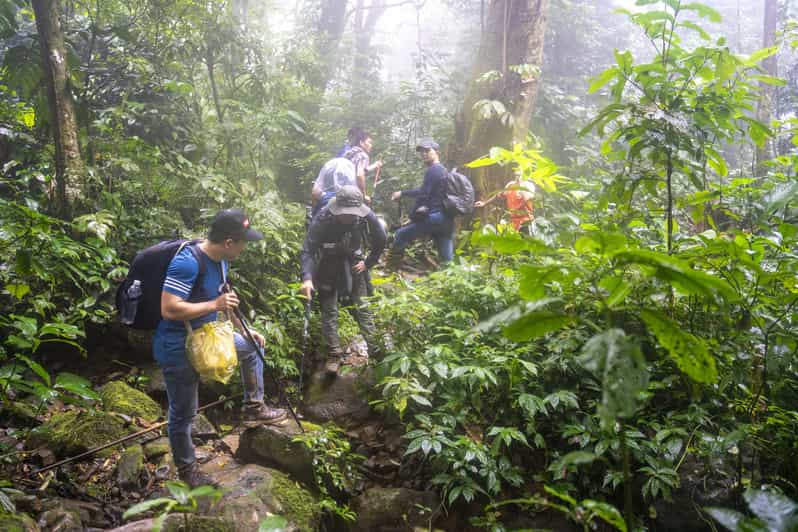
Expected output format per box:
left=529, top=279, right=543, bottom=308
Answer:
left=185, top=317, right=237, bottom=384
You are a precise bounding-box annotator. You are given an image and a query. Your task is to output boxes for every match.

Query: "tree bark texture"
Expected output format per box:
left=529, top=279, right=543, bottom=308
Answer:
left=454, top=0, right=547, bottom=194
left=755, top=0, right=778, bottom=172
left=32, top=0, right=84, bottom=215
left=314, top=0, right=349, bottom=91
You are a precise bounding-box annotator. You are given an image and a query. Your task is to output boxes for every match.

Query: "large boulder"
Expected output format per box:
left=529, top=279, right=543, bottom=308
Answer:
left=204, top=460, right=322, bottom=531
left=237, top=418, right=322, bottom=487
left=100, top=381, right=163, bottom=422
left=26, top=410, right=128, bottom=458
left=304, top=357, right=374, bottom=423
left=117, top=460, right=321, bottom=531
left=349, top=487, right=439, bottom=532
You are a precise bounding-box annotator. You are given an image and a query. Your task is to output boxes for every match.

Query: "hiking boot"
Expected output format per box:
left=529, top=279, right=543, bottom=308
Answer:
left=242, top=403, right=287, bottom=426
left=178, top=463, right=219, bottom=489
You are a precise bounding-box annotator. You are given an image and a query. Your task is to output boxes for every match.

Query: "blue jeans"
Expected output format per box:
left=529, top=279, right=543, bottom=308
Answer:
left=161, top=331, right=263, bottom=471
left=392, top=210, right=455, bottom=263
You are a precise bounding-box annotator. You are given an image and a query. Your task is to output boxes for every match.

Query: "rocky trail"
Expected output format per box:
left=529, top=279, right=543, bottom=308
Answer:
left=2, top=327, right=447, bottom=532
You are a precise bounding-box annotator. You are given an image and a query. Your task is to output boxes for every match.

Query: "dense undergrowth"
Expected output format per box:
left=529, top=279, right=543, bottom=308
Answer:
left=2, top=0, right=798, bottom=530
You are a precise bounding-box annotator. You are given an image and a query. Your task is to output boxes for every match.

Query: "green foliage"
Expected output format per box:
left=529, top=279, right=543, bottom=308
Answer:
left=707, top=487, right=798, bottom=532
left=293, top=425, right=361, bottom=522
left=122, top=480, right=222, bottom=532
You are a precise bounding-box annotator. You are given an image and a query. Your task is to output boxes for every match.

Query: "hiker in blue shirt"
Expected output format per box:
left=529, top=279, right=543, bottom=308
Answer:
left=155, top=209, right=286, bottom=488
left=387, top=139, right=454, bottom=268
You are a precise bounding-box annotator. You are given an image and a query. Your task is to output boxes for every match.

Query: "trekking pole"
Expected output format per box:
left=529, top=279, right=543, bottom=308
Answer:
left=371, top=164, right=382, bottom=197
left=298, top=298, right=311, bottom=393
left=25, top=393, right=242, bottom=478
left=229, top=304, right=305, bottom=433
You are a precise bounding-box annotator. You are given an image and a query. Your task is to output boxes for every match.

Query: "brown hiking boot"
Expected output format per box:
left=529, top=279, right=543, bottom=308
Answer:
left=242, top=403, right=287, bottom=426
left=178, top=463, right=219, bottom=489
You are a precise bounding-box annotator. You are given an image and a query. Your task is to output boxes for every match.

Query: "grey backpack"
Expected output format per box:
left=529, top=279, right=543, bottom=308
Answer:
left=442, top=168, right=475, bottom=216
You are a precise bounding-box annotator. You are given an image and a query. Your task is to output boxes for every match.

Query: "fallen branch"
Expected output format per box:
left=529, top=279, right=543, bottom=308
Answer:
left=24, top=393, right=242, bottom=478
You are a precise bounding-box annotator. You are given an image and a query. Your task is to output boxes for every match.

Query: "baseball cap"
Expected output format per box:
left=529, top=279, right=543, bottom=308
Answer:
left=416, top=138, right=440, bottom=151
left=328, top=185, right=370, bottom=217
left=209, top=209, right=263, bottom=241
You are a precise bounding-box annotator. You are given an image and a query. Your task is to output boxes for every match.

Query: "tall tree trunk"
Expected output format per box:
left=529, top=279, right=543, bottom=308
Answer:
left=454, top=0, right=548, bottom=194
left=351, top=0, right=387, bottom=110
left=755, top=0, right=778, bottom=173
left=32, top=0, right=84, bottom=216
left=314, top=0, right=348, bottom=91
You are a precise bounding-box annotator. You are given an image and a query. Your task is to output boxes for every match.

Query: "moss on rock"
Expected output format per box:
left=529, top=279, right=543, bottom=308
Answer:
left=101, top=381, right=163, bottom=422
left=117, top=444, right=145, bottom=489
left=266, top=469, right=322, bottom=532
left=0, top=512, right=39, bottom=532
left=27, top=410, right=128, bottom=457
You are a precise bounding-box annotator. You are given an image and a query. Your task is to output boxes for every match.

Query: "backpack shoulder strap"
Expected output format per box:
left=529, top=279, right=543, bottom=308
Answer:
left=184, top=242, right=206, bottom=298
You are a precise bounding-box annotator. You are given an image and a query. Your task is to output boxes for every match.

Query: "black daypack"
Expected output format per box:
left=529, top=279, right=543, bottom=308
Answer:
left=115, top=239, right=204, bottom=330
left=442, top=168, right=475, bottom=217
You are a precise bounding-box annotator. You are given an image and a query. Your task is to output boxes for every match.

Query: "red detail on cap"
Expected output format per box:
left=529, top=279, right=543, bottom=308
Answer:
left=243, top=218, right=250, bottom=228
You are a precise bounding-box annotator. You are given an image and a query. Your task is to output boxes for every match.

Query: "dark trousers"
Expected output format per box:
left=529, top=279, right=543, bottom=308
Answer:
left=161, top=332, right=264, bottom=472
left=318, top=272, right=376, bottom=356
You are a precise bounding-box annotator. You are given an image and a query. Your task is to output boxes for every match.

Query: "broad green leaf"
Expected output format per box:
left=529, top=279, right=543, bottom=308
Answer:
left=681, top=3, right=722, bottom=22
left=640, top=310, right=717, bottom=384
left=55, top=372, right=100, bottom=401
left=122, top=498, right=173, bottom=519
left=599, top=276, right=633, bottom=308
left=705, top=507, right=766, bottom=532
left=470, top=230, right=550, bottom=255
left=749, top=74, right=786, bottom=86
left=4, top=283, right=29, bottom=300
left=588, top=67, right=620, bottom=94
left=166, top=481, right=191, bottom=505
left=18, top=355, right=50, bottom=387
left=613, top=249, right=737, bottom=301
left=575, top=231, right=627, bottom=256
left=747, top=46, right=779, bottom=66
left=677, top=20, right=710, bottom=40
left=518, top=265, right=564, bottom=300
left=744, top=487, right=798, bottom=531
left=581, top=500, right=627, bottom=532
left=705, top=146, right=728, bottom=177
left=577, top=329, right=648, bottom=423
left=465, top=156, right=499, bottom=168
left=503, top=312, right=575, bottom=342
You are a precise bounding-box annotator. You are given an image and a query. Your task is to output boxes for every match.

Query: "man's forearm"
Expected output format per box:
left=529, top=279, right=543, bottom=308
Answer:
left=161, top=296, right=216, bottom=322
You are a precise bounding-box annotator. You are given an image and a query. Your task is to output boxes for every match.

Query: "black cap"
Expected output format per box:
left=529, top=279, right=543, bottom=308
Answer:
left=209, top=209, right=263, bottom=242
left=416, top=138, right=440, bottom=151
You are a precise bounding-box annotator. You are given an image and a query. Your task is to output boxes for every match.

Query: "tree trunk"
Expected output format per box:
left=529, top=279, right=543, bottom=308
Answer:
left=454, top=0, right=548, bottom=194
left=314, top=0, right=348, bottom=91
left=32, top=0, right=84, bottom=216
left=755, top=0, right=778, bottom=173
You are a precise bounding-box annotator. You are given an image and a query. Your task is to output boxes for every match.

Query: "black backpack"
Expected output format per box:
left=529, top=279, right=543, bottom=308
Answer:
left=442, top=168, right=475, bottom=217
left=115, top=239, right=205, bottom=330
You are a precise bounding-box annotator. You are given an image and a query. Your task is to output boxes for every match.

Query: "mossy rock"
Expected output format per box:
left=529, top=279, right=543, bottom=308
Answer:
left=117, top=444, right=145, bottom=489
left=350, top=487, right=439, bottom=532
left=26, top=410, right=128, bottom=458
left=143, top=437, right=171, bottom=460
left=0, top=512, right=39, bottom=532
left=202, top=460, right=321, bottom=531
left=100, top=381, right=163, bottom=422
left=237, top=419, right=322, bottom=486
